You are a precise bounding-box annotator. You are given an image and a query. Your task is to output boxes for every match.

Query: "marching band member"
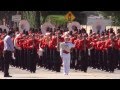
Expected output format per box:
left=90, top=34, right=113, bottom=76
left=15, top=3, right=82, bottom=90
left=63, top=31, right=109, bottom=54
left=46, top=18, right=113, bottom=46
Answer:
left=80, top=34, right=90, bottom=72
left=60, top=35, right=75, bottom=75
left=117, top=34, right=120, bottom=69
left=44, top=32, right=51, bottom=70
left=74, top=34, right=81, bottom=70
left=92, top=33, right=99, bottom=69
left=27, top=34, right=39, bottom=73
left=113, top=34, right=119, bottom=69
left=3, top=31, right=14, bottom=77
left=103, top=34, right=109, bottom=71
left=37, top=34, right=44, bottom=67
left=96, top=36, right=105, bottom=70
left=14, top=32, right=22, bottom=68
left=105, top=34, right=116, bottom=73
left=54, top=32, right=64, bottom=72
left=49, top=34, right=57, bottom=71
left=70, top=34, right=77, bottom=69
left=0, top=35, right=4, bottom=72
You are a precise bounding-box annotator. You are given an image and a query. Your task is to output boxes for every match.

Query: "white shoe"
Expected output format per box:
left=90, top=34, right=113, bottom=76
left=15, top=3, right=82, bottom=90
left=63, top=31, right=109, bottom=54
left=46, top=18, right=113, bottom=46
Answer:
left=64, top=73, right=66, bottom=75
left=64, top=73, right=68, bottom=75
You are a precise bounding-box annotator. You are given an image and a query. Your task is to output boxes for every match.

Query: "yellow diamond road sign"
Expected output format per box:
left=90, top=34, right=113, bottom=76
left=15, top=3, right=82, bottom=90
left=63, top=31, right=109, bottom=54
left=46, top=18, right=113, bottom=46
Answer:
left=65, top=11, right=75, bottom=21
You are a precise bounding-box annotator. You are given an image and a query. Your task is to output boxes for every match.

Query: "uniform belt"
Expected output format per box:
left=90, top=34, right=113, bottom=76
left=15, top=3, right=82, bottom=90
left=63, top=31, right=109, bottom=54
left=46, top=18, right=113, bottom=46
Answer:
left=63, top=50, right=69, bottom=54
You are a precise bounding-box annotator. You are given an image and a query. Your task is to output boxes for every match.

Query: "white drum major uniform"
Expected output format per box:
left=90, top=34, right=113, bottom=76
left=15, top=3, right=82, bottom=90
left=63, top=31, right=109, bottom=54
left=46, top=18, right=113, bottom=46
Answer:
left=60, top=35, right=75, bottom=75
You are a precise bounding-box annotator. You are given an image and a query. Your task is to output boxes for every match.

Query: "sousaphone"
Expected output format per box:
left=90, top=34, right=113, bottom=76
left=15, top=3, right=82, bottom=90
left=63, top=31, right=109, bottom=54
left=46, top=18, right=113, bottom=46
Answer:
left=67, top=21, right=81, bottom=32
left=41, top=22, right=55, bottom=34
left=0, top=25, right=9, bottom=33
left=19, top=20, right=30, bottom=33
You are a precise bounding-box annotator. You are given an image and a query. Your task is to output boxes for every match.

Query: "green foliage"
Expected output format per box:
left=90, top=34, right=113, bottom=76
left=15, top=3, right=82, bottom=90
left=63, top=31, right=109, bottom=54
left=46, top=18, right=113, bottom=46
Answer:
left=101, top=11, right=120, bottom=26
left=45, top=15, right=67, bottom=25
left=40, top=16, right=44, bottom=24
left=22, top=11, right=36, bottom=28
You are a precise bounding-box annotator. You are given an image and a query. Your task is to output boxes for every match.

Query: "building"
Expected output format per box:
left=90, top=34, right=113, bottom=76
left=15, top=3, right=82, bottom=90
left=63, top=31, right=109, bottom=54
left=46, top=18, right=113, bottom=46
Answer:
left=87, top=14, right=112, bottom=33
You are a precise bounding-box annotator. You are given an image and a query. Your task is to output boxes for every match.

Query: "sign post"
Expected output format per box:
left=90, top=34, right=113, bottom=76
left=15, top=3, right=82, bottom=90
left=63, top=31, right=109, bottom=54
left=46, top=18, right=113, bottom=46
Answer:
left=65, top=11, right=76, bottom=22
left=12, top=15, right=21, bottom=27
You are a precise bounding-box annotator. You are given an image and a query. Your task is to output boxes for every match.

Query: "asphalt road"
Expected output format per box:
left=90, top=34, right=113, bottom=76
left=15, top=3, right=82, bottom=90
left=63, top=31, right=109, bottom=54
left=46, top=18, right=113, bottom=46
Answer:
left=0, top=66, right=120, bottom=79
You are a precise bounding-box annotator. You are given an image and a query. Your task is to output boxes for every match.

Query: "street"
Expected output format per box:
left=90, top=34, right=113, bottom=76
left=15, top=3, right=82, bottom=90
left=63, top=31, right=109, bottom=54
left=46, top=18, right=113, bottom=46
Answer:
left=0, top=66, right=120, bottom=79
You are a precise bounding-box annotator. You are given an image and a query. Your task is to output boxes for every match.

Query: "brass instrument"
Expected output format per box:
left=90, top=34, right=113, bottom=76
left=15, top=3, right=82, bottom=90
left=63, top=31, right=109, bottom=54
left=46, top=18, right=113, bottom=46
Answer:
left=0, top=25, right=9, bottom=33
left=67, top=21, right=81, bottom=32
left=19, top=20, right=30, bottom=33
left=41, top=22, right=55, bottom=34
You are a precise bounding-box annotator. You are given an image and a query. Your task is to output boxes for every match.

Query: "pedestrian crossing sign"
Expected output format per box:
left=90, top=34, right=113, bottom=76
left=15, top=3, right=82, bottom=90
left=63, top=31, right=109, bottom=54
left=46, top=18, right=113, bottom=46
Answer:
left=65, top=11, right=76, bottom=22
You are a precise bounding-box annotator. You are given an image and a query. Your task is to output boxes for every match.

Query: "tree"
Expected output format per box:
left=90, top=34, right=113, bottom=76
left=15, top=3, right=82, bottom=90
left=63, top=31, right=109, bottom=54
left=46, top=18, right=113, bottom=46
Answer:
left=0, top=11, right=87, bottom=27
left=22, top=11, right=36, bottom=28
left=45, top=15, right=67, bottom=25
left=100, top=11, right=120, bottom=25
left=40, top=11, right=86, bottom=24
left=0, top=11, right=17, bottom=26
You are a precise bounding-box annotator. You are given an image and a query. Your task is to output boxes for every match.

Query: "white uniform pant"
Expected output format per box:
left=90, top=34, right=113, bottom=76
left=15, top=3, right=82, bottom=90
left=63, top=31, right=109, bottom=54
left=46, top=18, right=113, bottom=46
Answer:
left=62, top=54, right=70, bottom=74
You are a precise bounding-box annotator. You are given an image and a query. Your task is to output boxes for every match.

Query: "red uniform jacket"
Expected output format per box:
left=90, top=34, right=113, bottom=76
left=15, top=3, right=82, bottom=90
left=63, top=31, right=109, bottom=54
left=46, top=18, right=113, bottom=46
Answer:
left=74, top=39, right=81, bottom=50
left=79, top=39, right=91, bottom=51
left=40, top=38, right=45, bottom=49
left=114, top=39, right=119, bottom=49
left=91, top=38, right=98, bottom=50
left=59, top=37, right=64, bottom=42
left=27, top=38, right=39, bottom=51
left=16, top=37, right=23, bottom=49
left=22, top=39, right=28, bottom=49
left=0, top=39, right=4, bottom=55
left=117, top=39, right=120, bottom=49
left=70, top=37, right=76, bottom=44
left=97, top=41, right=105, bottom=51
left=49, top=36, right=57, bottom=49
left=105, top=39, right=117, bottom=49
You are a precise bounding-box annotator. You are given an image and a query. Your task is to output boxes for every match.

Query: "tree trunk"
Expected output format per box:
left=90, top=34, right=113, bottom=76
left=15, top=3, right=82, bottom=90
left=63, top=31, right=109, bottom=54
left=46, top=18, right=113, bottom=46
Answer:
left=36, top=11, right=40, bottom=28
left=41, top=11, right=49, bottom=23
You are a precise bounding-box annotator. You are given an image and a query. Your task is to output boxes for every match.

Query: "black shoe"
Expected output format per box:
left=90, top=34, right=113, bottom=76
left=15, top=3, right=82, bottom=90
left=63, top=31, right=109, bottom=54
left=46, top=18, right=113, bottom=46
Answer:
left=33, top=71, right=36, bottom=73
left=110, top=71, right=114, bottom=73
left=56, top=70, right=60, bottom=72
left=4, top=75, right=12, bottom=77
